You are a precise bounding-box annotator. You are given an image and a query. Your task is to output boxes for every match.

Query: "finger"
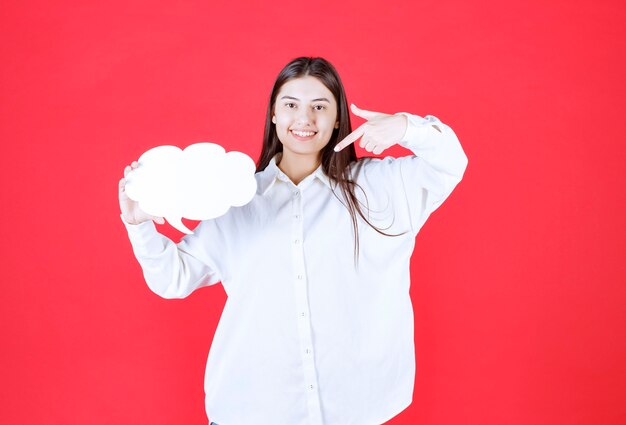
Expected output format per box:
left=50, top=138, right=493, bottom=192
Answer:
left=119, top=179, right=132, bottom=202
left=351, top=103, right=386, bottom=121
left=359, top=135, right=372, bottom=149
left=364, top=140, right=377, bottom=153
left=372, top=145, right=385, bottom=155
left=124, top=165, right=131, bottom=177
left=131, top=161, right=139, bottom=169
left=151, top=216, right=165, bottom=225
left=334, top=123, right=367, bottom=152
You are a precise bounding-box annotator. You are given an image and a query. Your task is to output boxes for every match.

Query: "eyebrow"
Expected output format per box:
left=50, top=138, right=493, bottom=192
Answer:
left=280, top=96, right=330, bottom=102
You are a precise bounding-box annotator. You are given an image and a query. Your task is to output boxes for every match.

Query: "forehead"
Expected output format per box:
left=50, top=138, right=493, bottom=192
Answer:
left=277, top=76, right=335, bottom=103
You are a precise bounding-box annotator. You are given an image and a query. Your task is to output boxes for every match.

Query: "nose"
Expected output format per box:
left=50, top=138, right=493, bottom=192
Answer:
left=295, top=107, right=314, bottom=126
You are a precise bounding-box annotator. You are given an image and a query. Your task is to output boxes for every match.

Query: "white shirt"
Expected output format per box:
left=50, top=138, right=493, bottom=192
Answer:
left=123, top=112, right=468, bottom=425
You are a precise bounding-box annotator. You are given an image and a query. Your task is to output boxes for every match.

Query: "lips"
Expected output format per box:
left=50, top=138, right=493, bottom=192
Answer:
left=290, top=129, right=317, bottom=141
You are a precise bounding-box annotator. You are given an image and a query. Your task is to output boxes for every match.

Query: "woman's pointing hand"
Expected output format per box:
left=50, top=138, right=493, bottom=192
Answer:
left=334, top=104, right=407, bottom=155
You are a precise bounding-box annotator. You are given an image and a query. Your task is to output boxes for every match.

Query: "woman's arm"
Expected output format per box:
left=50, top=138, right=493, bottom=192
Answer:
left=122, top=218, right=222, bottom=299
left=335, top=104, right=468, bottom=235
left=119, top=164, right=222, bottom=299
left=393, top=112, right=468, bottom=234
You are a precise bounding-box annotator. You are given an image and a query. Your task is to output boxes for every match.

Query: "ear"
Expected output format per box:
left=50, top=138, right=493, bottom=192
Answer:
left=334, top=121, right=339, bottom=129
left=272, top=116, right=277, bottom=124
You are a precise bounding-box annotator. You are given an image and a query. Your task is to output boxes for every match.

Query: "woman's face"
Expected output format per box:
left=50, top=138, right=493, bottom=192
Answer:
left=272, top=76, right=339, bottom=160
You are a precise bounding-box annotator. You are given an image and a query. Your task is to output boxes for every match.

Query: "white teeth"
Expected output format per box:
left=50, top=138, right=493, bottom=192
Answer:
left=292, top=130, right=315, bottom=137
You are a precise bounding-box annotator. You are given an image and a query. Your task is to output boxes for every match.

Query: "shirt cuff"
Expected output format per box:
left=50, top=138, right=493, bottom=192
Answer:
left=395, top=112, right=444, bottom=149
left=120, top=214, right=165, bottom=256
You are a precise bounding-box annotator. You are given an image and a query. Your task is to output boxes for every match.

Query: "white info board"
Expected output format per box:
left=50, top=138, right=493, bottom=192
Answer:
left=125, top=143, right=257, bottom=234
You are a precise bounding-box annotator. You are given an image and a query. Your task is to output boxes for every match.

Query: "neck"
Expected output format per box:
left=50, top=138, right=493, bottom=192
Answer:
left=277, top=151, right=321, bottom=185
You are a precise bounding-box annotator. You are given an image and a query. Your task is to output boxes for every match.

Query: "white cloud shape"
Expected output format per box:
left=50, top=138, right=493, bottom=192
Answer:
left=124, top=143, right=257, bottom=234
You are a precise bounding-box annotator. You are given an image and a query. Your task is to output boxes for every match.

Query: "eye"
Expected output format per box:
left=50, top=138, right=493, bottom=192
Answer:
left=285, top=102, right=296, bottom=109
left=313, top=104, right=326, bottom=111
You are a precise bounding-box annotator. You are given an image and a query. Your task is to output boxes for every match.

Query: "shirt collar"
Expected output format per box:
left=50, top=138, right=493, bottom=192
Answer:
left=257, top=153, right=332, bottom=195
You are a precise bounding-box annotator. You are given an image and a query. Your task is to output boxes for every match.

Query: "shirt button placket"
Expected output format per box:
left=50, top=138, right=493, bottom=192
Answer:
left=290, top=188, right=324, bottom=424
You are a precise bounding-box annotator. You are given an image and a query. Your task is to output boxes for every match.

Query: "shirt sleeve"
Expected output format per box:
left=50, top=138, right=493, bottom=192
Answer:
left=391, top=112, right=468, bottom=235
left=121, top=215, right=222, bottom=299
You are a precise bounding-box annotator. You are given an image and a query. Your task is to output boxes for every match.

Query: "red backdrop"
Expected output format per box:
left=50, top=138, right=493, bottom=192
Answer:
left=1, top=1, right=625, bottom=424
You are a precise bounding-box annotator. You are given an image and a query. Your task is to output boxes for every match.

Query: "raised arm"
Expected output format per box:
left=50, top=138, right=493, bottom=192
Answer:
left=394, top=112, right=468, bottom=233
left=335, top=104, right=468, bottom=235
left=119, top=163, right=222, bottom=299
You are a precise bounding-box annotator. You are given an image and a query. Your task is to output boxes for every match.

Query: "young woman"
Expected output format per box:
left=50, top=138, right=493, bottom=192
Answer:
left=119, top=57, right=468, bottom=425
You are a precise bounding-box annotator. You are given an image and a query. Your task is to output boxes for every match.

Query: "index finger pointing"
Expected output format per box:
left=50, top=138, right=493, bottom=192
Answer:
left=334, top=124, right=366, bottom=152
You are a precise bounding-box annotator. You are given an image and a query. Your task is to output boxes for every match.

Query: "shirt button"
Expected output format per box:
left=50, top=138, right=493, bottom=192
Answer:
left=305, top=348, right=311, bottom=354
left=300, top=312, right=305, bottom=317
left=309, top=384, right=314, bottom=390
left=294, top=215, right=300, bottom=219
left=293, top=191, right=300, bottom=197
left=297, top=275, right=303, bottom=280
left=294, top=239, right=300, bottom=244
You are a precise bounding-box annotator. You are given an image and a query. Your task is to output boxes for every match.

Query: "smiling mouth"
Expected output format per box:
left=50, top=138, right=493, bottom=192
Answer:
left=291, top=130, right=317, bottom=138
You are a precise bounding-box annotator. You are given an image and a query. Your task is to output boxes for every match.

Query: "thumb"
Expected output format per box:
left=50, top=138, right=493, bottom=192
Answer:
left=351, top=103, right=385, bottom=121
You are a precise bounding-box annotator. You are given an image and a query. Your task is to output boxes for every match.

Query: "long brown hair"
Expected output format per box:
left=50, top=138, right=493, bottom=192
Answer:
left=256, top=57, right=403, bottom=265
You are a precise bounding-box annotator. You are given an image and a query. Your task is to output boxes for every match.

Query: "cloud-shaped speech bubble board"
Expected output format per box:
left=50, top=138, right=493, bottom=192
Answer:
left=124, top=143, right=257, bottom=234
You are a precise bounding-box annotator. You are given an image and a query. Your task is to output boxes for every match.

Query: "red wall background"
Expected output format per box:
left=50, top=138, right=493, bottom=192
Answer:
left=1, top=1, right=625, bottom=424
